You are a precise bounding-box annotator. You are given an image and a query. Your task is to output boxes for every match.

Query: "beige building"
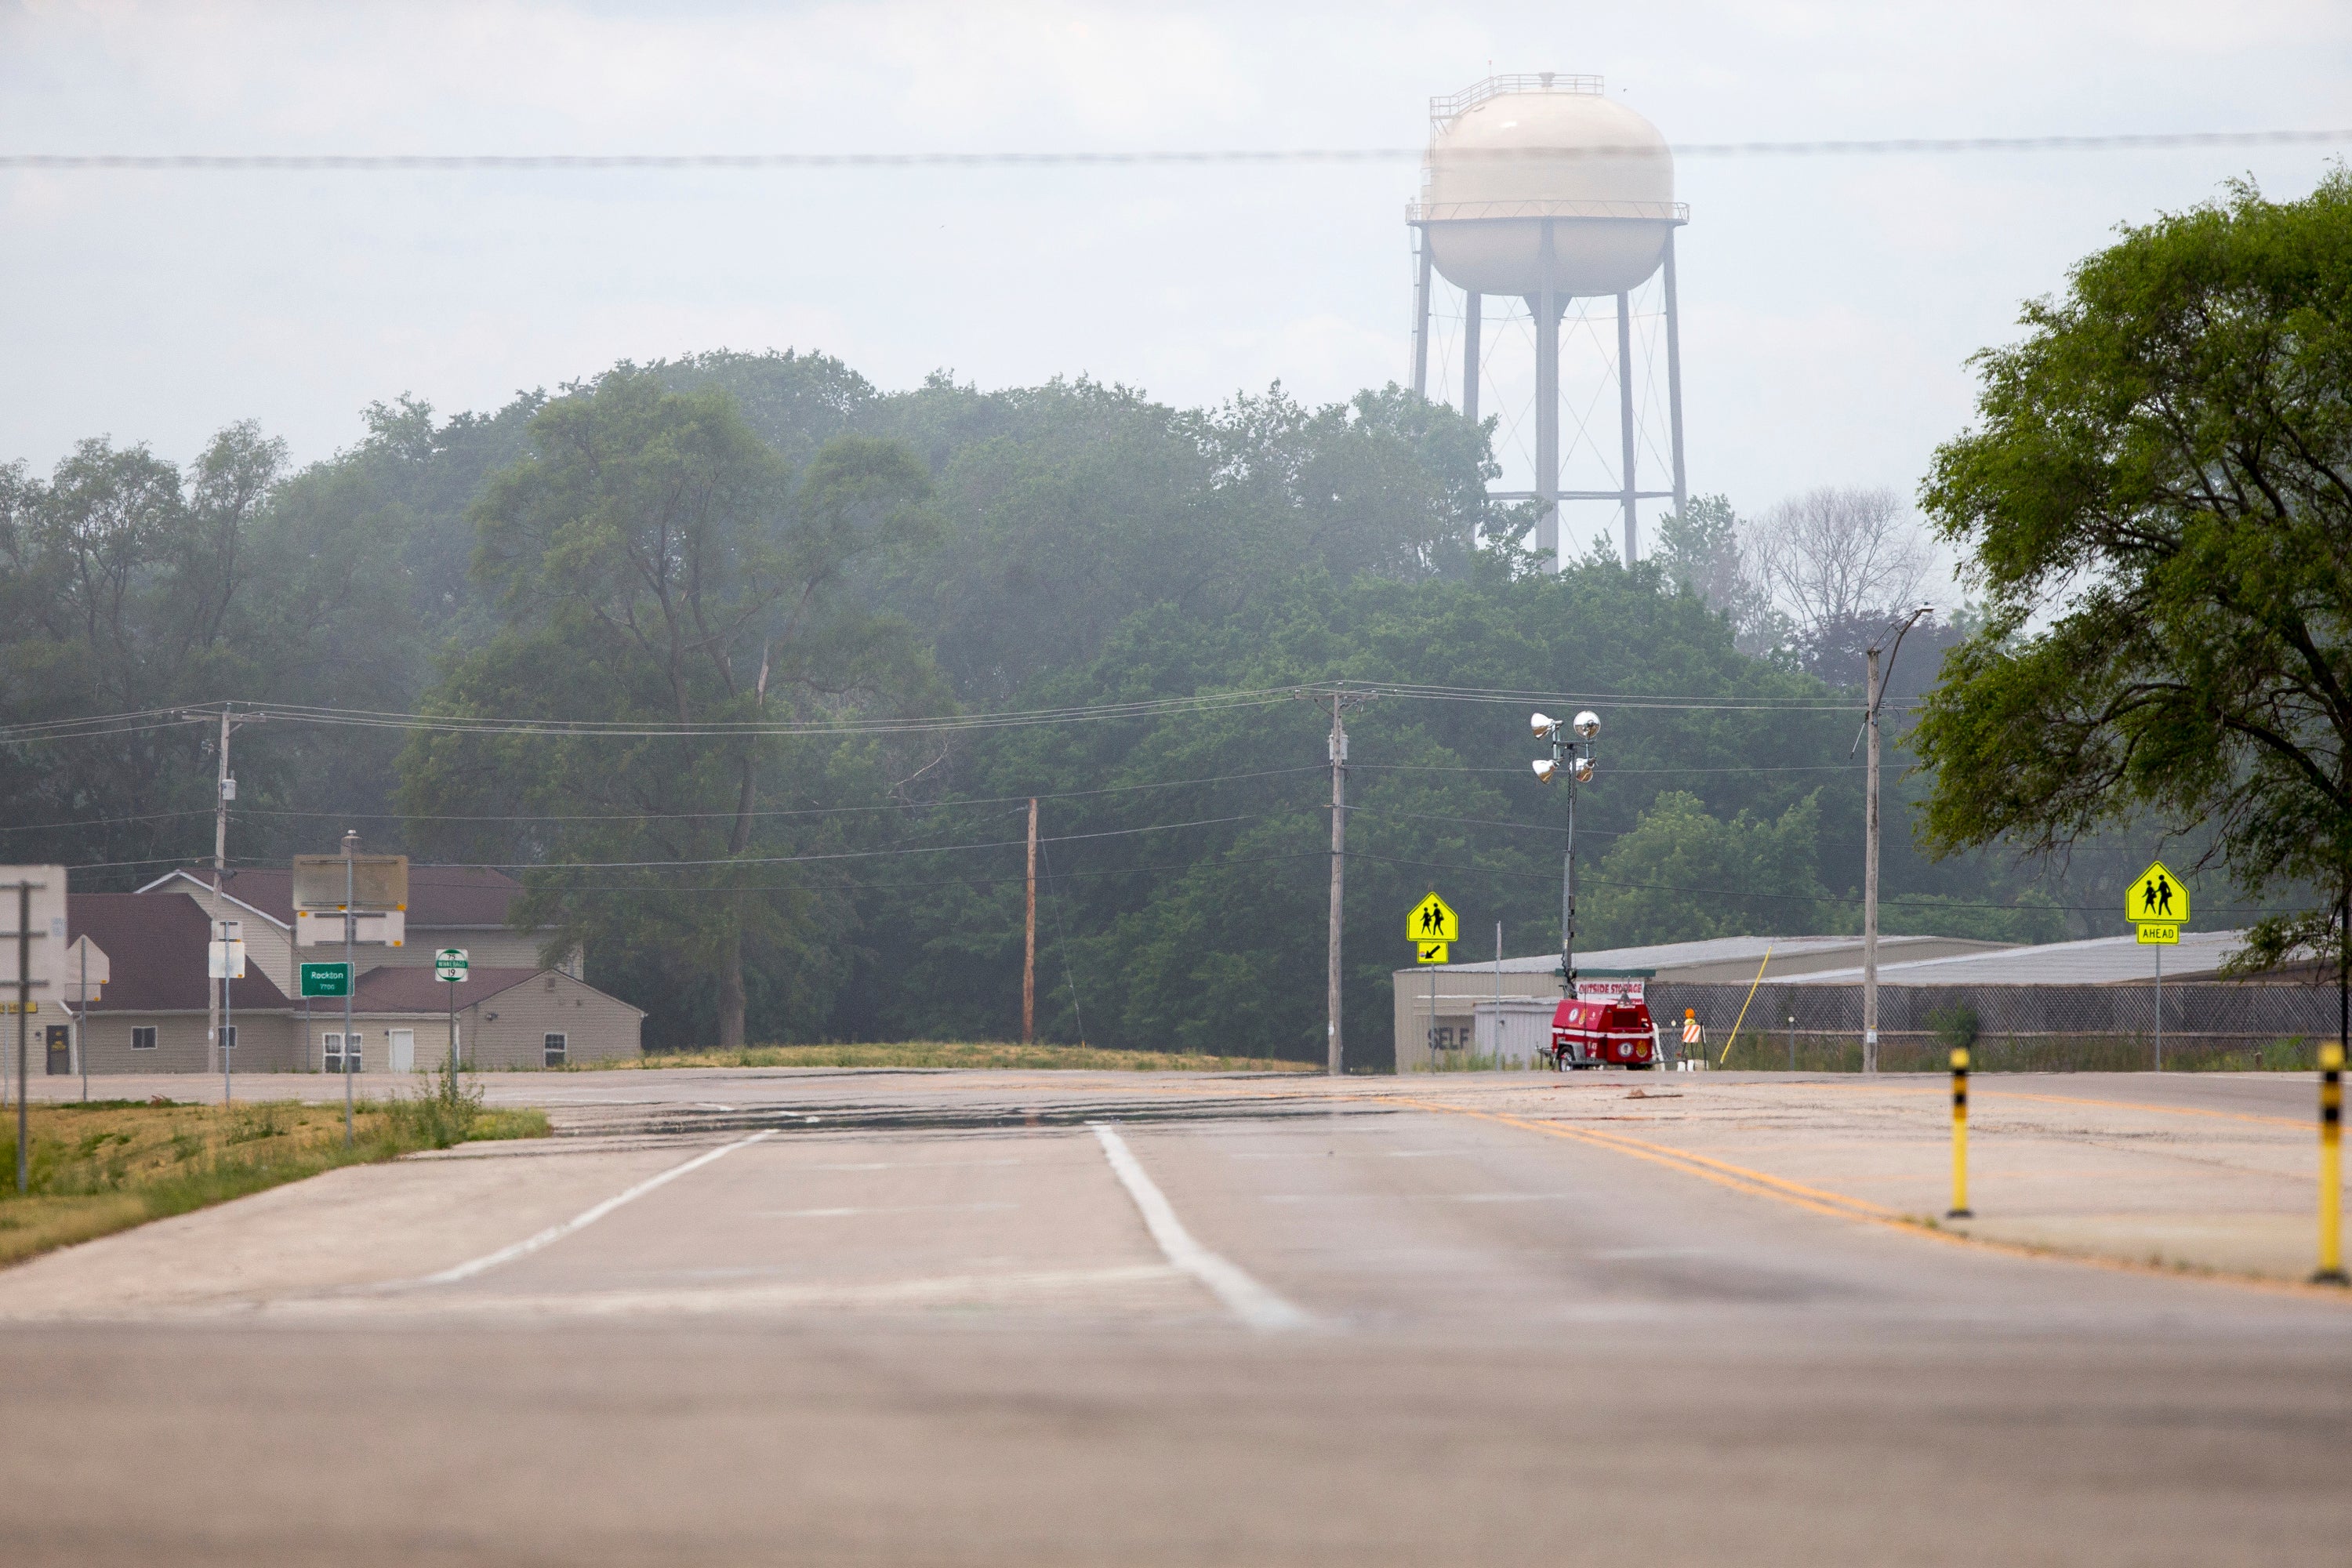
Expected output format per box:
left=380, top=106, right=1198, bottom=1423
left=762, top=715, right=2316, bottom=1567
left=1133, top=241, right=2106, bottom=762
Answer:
left=137, top=866, right=583, bottom=991
left=62, top=872, right=641, bottom=1076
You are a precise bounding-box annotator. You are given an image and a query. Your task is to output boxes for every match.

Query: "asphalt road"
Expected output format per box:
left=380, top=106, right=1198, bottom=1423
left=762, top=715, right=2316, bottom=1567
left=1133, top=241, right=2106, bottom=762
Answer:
left=1, top=1069, right=2347, bottom=1565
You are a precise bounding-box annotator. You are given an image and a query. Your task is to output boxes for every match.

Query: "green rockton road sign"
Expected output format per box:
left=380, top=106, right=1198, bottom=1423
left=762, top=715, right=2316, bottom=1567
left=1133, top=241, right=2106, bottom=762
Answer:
left=299, top=962, right=350, bottom=999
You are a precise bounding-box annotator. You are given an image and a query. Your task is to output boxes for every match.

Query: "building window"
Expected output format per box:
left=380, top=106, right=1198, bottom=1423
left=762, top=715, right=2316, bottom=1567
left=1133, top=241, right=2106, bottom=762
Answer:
left=544, top=1033, right=568, bottom=1068
left=131, top=1026, right=157, bottom=1051
left=220, top=1025, right=238, bottom=1052
left=323, top=1033, right=362, bottom=1073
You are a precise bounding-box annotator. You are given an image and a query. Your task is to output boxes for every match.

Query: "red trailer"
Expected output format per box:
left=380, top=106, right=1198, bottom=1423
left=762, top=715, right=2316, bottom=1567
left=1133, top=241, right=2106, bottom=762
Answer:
left=1548, top=995, right=1660, bottom=1069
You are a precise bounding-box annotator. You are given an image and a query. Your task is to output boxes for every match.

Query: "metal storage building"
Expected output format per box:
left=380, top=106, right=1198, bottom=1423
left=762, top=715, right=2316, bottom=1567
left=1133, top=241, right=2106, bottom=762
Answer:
left=1393, top=934, right=2009, bottom=1072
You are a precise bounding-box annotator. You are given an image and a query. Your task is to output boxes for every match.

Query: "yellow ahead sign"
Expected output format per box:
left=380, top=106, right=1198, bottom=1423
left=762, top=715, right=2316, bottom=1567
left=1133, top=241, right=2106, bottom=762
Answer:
left=2137, top=924, right=2180, bottom=946
left=1406, top=891, right=1459, bottom=944
left=2128, top=861, right=2189, bottom=928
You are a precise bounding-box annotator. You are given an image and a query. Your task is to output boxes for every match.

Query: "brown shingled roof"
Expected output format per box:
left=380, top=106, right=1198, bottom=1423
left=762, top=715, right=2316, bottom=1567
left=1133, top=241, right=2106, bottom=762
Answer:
left=138, top=866, right=528, bottom=928
left=69, top=892, right=291, bottom=1013
left=350, top=965, right=543, bottom=1011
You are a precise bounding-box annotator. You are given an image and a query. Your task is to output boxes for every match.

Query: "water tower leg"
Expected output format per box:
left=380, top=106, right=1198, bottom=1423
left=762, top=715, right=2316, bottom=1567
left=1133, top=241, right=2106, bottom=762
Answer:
left=1535, top=222, right=1559, bottom=571
left=1663, top=230, right=1688, bottom=520
left=1410, top=232, right=1432, bottom=398
left=1462, top=292, right=1481, bottom=425
left=1617, top=289, right=1637, bottom=568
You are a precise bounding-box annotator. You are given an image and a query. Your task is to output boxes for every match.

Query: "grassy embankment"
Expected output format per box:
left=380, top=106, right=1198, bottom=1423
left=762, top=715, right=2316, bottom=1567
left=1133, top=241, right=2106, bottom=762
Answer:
left=593, top=1042, right=1319, bottom=1072
left=0, top=1069, right=547, bottom=1267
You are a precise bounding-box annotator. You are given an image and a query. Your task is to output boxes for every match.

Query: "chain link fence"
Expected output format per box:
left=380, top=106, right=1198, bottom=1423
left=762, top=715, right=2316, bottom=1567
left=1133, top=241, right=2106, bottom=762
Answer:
left=1650, top=980, right=2347, bottom=1073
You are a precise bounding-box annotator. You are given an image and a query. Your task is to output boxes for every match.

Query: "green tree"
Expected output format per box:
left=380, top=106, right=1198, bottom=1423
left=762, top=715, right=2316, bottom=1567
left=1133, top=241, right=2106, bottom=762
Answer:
left=397, top=370, right=945, bottom=1047
left=1584, top=790, right=1834, bottom=947
left=1652, top=494, right=1785, bottom=658
left=1913, top=172, right=2352, bottom=966
left=0, top=423, right=325, bottom=875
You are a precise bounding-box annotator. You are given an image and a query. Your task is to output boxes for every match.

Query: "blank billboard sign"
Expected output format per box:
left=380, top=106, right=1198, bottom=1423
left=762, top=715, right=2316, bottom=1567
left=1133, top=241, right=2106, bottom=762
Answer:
left=291, top=855, right=408, bottom=913
left=0, top=866, right=68, bottom=998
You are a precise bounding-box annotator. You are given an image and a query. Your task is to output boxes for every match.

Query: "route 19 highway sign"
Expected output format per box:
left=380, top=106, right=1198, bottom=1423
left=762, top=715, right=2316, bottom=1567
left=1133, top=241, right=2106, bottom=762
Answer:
left=434, top=947, right=469, bottom=983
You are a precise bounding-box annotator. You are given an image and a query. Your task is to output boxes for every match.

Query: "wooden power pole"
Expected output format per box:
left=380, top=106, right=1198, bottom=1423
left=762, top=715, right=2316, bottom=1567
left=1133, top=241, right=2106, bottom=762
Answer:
left=1327, top=696, right=1346, bottom=1076
left=1023, top=797, right=1038, bottom=1044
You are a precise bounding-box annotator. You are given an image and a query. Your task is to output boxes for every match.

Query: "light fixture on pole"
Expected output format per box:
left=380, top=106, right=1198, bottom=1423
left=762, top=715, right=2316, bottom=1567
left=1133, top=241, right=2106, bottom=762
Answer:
left=1857, top=604, right=1934, bottom=1073
left=1532, top=710, right=1601, bottom=1000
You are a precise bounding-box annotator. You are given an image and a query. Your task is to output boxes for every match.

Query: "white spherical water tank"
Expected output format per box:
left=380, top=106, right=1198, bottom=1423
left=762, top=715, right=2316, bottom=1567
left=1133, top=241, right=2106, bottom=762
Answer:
left=1420, top=76, right=1676, bottom=299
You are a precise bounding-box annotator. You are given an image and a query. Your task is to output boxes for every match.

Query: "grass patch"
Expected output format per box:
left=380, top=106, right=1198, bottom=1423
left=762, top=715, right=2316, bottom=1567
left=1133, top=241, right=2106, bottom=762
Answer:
left=1415, top=1051, right=1533, bottom=1073
left=587, top=1041, right=1318, bottom=1073
left=0, top=1065, right=547, bottom=1268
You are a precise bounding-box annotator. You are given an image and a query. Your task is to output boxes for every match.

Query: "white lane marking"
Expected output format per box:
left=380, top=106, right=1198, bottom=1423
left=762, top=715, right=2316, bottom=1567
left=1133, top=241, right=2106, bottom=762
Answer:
left=756, top=1203, right=1018, bottom=1218
left=416, top=1131, right=775, bottom=1286
left=1088, top=1123, right=1311, bottom=1332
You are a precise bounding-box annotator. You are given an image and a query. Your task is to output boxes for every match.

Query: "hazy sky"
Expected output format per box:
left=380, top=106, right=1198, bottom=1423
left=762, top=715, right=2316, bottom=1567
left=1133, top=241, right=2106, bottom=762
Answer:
left=5, top=0, right=2349, bottom=550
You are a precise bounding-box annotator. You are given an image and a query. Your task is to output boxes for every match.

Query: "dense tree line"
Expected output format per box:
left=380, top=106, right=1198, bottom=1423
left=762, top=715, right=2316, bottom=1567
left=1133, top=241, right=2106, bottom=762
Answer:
left=4, top=349, right=2064, bottom=1062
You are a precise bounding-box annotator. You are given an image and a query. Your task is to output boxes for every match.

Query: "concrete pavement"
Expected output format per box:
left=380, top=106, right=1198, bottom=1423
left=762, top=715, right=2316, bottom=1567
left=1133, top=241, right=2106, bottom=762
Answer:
left=0, top=1067, right=2346, bottom=1563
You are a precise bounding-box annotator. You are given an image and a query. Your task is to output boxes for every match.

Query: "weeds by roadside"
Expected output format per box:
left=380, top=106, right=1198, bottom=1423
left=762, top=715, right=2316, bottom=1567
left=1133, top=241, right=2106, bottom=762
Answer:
left=1416, top=1051, right=1530, bottom=1073
left=0, top=1068, right=549, bottom=1268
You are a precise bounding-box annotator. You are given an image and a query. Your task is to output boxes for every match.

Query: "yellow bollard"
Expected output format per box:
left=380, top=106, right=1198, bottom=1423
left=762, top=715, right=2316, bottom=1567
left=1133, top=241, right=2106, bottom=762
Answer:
left=2318, top=1042, right=2347, bottom=1286
left=1947, top=1046, right=1973, bottom=1221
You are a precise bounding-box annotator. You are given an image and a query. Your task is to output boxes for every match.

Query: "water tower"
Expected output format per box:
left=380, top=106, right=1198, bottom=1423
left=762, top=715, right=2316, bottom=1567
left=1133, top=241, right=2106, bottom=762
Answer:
left=1407, top=74, right=1688, bottom=568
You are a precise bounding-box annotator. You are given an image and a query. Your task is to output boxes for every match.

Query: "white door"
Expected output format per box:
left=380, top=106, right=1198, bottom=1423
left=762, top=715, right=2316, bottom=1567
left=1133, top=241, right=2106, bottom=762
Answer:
left=388, top=1029, right=415, bottom=1073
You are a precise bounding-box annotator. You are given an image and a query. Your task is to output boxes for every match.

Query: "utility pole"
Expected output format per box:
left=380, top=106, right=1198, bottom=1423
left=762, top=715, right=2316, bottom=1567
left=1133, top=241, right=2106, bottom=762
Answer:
left=1860, top=606, right=1934, bottom=1074
left=214, top=709, right=232, bottom=872
left=1864, top=643, right=1882, bottom=1074
left=1023, top=798, right=1038, bottom=1044
left=1327, top=695, right=1347, bottom=1076
left=191, top=706, right=261, bottom=1078
left=1302, top=688, right=1374, bottom=1076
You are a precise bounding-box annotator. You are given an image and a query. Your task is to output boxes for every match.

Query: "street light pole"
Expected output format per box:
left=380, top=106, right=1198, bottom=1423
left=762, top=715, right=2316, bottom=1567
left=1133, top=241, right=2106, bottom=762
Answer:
left=1860, top=605, right=1934, bottom=1074
left=1533, top=711, right=1601, bottom=1000
left=342, top=832, right=356, bottom=1145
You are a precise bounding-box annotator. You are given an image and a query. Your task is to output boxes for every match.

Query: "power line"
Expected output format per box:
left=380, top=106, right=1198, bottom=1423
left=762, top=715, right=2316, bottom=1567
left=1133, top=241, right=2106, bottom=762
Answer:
left=398, top=811, right=1264, bottom=873
left=5, top=130, right=2344, bottom=173
left=0, top=685, right=1869, bottom=750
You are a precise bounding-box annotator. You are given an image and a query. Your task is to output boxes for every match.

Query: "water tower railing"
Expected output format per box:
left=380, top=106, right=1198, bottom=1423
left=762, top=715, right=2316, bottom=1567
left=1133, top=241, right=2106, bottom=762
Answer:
left=1405, top=198, right=1689, bottom=225
left=1428, top=73, right=1604, bottom=130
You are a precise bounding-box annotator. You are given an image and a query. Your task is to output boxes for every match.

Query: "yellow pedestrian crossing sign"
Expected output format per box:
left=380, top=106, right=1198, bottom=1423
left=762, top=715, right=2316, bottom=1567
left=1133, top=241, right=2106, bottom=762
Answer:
left=1415, top=942, right=1450, bottom=964
left=2128, top=861, right=2188, bottom=928
left=1406, top=891, right=1459, bottom=944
